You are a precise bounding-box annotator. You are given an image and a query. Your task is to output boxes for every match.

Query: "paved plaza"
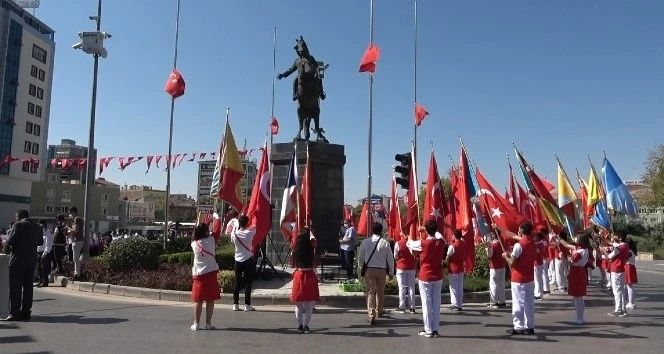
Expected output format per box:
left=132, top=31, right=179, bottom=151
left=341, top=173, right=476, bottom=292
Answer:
left=1, top=268, right=663, bottom=354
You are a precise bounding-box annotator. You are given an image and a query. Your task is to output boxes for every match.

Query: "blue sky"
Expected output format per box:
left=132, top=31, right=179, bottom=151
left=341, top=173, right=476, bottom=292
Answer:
left=38, top=0, right=663, bottom=204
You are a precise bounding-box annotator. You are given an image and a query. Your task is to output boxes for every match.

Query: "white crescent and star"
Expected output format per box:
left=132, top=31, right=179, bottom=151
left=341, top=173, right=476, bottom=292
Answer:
left=491, top=207, right=504, bottom=218
left=478, top=188, right=496, bottom=201
left=259, top=170, right=271, bottom=200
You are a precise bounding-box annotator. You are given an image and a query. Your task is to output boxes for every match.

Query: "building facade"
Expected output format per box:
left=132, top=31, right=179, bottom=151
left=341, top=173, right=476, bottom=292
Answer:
left=30, top=177, right=120, bottom=233
left=0, top=1, right=54, bottom=222
left=196, top=158, right=257, bottom=214
left=118, top=198, right=155, bottom=229
left=47, top=138, right=96, bottom=184
left=120, top=185, right=166, bottom=220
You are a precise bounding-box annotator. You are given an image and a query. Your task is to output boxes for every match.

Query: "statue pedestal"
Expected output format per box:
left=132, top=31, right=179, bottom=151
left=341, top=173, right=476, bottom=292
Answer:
left=268, top=141, right=346, bottom=265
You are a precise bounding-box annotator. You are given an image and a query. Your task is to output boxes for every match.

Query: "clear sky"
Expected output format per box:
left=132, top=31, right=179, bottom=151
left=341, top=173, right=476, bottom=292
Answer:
left=37, top=0, right=663, bottom=204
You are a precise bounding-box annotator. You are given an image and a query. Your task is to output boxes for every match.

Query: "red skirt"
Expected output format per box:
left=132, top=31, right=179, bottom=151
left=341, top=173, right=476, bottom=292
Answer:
left=191, top=270, right=221, bottom=302
left=568, top=266, right=587, bottom=297
left=625, top=264, right=638, bottom=285
left=290, top=269, right=320, bottom=302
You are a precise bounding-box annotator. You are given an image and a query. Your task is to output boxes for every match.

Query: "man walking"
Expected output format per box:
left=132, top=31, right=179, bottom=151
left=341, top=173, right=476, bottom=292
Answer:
left=2, top=210, right=43, bottom=321
left=358, top=222, right=394, bottom=325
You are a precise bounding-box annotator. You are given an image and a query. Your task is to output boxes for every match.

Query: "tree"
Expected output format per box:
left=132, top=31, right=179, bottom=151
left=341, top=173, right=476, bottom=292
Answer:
left=643, top=143, right=664, bottom=205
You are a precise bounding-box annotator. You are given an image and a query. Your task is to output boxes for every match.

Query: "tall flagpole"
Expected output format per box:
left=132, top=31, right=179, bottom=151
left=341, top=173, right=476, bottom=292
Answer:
left=413, top=0, right=418, bottom=171
left=164, top=0, right=182, bottom=249
left=366, top=0, right=375, bottom=236
left=270, top=27, right=277, bottom=148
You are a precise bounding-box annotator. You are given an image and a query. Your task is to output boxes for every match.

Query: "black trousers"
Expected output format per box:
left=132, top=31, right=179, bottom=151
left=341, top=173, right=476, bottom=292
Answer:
left=36, top=252, right=44, bottom=284
left=233, top=258, right=256, bottom=305
left=52, top=245, right=65, bottom=274
left=41, top=251, right=53, bottom=285
left=9, top=261, right=36, bottom=316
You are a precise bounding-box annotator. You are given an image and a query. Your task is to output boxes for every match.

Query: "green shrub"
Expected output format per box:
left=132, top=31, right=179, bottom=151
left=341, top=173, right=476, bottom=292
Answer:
left=165, top=237, right=193, bottom=254
left=470, top=245, right=490, bottom=280
left=101, top=237, right=161, bottom=271
left=158, top=248, right=236, bottom=270
left=385, top=277, right=398, bottom=295
left=464, top=276, right=489, bottom=292
left=217, top=270, right=235, bottom=293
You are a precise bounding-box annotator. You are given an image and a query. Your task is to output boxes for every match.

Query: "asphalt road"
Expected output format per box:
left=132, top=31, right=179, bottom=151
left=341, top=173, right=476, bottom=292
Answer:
left=2, top=270, right=663, bottom=354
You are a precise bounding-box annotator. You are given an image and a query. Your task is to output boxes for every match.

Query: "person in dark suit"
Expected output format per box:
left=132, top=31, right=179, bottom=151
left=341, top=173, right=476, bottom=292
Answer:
left=2, top=210, right=43, bottom=321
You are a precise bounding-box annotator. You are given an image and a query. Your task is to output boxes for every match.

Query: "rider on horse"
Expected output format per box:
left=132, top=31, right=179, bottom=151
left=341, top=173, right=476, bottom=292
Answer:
left=277, top=36, right=326, bottom=101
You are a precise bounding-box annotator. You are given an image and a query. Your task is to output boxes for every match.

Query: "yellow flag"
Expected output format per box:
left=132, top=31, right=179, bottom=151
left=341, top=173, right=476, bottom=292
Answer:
left=557, top=162, right=578, bottom=207
left=587, top=167, right=602, bottom=207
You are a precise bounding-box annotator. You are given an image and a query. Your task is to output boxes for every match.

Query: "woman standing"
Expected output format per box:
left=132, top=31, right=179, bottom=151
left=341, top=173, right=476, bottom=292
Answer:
left=290, top=227, right=320, bottom=333
left=190, top=223, right=220, bottom=331
left=559, top=232, right=591, bottom=325
left=625, top=238, right=638, bottom=309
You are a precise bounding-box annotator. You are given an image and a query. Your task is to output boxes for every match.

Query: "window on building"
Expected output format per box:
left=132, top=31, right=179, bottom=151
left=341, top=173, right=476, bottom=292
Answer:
left=38, top=69, right=45, bottom=81
left=32, top=143, right=39, bottom=155
left=22, top=160, right=29, bottom=172
left=37, top=87, right=43, bottom=100
left=29, top=84, right=36, bottom=96
left=34, top=124, right=40, bottom=136
left=47, top=189, right=55, bottom=198
left=32, top=44, right=47, bottom=64
left=28, top=102, right=35, bottom=115
left=31, top=65, right=38, bottom=78
left=60, top=206, right=69, bottom=213
left=62, top=190, right=71, bottom=202
left=25, top=121, right=33, bottom=134
left=45, top=205, right=53, bottom=214
left=48, top=173, right=57, bottom=183
left=35, top=105, right=42, bottom=118
left=101, top=207, right=108, bottom=216
left=102, top=194, right=109, bottom=201
left=30, top=161, right=38, bottom=173
left=24, top=141, right=32, bottom=153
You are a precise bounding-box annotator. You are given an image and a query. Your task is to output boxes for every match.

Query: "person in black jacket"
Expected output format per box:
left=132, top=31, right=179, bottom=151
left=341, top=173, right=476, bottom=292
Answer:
left=2, top=210, right=43, bottom=321
left=52, top=214, right=67, bottom=274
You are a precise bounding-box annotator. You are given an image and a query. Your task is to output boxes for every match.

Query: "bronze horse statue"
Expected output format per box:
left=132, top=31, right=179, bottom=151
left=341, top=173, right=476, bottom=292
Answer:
left=277, top=36, right=328, bottom=143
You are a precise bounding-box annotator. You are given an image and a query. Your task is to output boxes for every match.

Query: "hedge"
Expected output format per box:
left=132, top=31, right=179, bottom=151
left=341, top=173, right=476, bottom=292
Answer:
left=159, top=248, right=235, bottom=271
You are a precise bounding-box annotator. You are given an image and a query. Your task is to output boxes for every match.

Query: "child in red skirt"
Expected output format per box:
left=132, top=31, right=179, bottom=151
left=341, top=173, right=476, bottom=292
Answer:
left=290, top=227, right=320, bottom=334
left=560, top=232, right=591, bottom=325
left=625, top=238, right=638, bottom=309
left=190, top=222, right=221, bottom=331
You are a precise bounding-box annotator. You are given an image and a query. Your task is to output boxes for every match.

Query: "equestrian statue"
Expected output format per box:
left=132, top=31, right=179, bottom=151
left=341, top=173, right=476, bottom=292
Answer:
left=277, top=36, right=329, bottom=143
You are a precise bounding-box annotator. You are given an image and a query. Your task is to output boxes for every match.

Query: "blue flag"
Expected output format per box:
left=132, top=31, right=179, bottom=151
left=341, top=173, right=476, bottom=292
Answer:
left=590, top=201, right=611, bottom=229
left=603, top=158, right=638, bottom=216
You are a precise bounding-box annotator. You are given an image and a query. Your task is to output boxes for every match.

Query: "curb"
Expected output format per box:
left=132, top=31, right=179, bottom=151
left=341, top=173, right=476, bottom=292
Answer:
left=56, top=276, right=511, bottom=308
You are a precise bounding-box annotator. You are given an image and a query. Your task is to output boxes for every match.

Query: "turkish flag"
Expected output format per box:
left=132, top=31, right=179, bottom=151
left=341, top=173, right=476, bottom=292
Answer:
left=357, top=200, right=373, bottom=236
left=359, top=43, right=380, bottom=73
left=414, top=103, right=429, bottom=127
left=387, top=177, right=403, bottom=240
left=270, top=116, right=279, bottom=135
left=455, top=146, right=474, bottom=233
left=164, top=68, right=186, bottom=99
left=475, top=167, right=526, bottom=239
left=247, top=142, right=272, bottom=252
left=343, top=204, right=355, bottom=227
left=423, top=152, right=446, bottom=238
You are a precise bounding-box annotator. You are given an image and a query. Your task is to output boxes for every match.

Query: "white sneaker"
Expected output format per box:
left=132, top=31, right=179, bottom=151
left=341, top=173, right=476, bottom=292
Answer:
left=244, top=305, right=255, bottom=312
left=232, top=304, right=240, bottom=311
left=191, top=323, right=201, bottom=331
left=203, top=323, right=216, bottom=330
left=626, top=303, right=636, bottom=309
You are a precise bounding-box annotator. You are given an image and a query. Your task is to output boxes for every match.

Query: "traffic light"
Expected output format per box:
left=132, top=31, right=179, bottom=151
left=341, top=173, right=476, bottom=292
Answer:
left=394, top=152, right=412, bottom=189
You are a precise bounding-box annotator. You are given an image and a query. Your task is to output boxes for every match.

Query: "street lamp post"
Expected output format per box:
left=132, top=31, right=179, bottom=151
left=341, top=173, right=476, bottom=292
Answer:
left=73, top=0, right=110, bottom=252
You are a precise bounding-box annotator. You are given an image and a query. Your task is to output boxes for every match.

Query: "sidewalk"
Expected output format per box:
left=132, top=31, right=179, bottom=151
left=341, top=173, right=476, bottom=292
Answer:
left=636, top=260, right=664, bottom=273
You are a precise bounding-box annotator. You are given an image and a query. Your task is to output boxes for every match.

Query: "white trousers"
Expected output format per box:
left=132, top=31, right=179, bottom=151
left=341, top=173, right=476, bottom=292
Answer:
left=489, top=268, right=506, bottom=304
left=606, top=271, right=612, bottom=288
left=573, top=297, right=585, bottom=322
left=295, top=301, right=315, bottom=326
left=396, top=270, right=416, bottom=310
left=548, top=258, right=556, bottom=284
left=419, top=280, right=442, bottom=333
left=534, top=265, right=544, bottom=297
left=627, top=284, right=635, bottom=305
left=448, top=272, right=464, bottom=308
left=555, top=258, right=568, bottom=290
left=611, top=272, right=626, bottom=313
left=511, top=281, right=535, bottom=331
left=541, top=261, right=550, bottom=292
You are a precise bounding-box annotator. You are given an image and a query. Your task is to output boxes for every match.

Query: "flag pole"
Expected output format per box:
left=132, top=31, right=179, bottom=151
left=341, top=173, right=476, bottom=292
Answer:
left=366, top=0, right=375, bottom=237
left=270, top=26, right=277, bottom=148
left=164, top=0, right=182, bottom=249
left=413, top=0, right=418, bottom=171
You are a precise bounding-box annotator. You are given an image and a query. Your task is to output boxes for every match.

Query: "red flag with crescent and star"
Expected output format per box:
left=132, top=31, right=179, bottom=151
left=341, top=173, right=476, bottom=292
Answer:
left=164, top=68, right=186, bottom=99
left=359, top=43, right=381, bottom=73
left=423, top=151, right=447, bottom=239
left=247, top=141, right=272, bottom=253
left=475, top=167, right=526, bottom=246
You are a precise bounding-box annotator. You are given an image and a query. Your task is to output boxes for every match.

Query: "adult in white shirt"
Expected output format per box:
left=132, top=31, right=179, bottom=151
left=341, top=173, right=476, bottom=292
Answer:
left=357, top=222, right=395, bottom=325
left=338, top=219, right=357, bottom=279
left=230, top=215, right=257, bottom=312
left=36, top=220, right=53, bottom=287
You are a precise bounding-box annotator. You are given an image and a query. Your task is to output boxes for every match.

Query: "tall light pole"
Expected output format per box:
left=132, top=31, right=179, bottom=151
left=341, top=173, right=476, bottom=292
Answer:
left=73, top=0, right=109, bottom=253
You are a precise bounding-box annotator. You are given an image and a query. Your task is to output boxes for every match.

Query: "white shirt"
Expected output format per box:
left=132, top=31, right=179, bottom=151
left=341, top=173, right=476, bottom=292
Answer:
left=571, top=248, right=589, bottom=267
left=340, top=226, right=357, bottom=251
left=357, top=234, right=395, bottom=274
left=407, top=232, right=445, bottom=252
left=231, top=227, right=256, bottom=262
left=191, top=236, right=219, bottom=276
left=511, top=242, right=523, bottom=259
left=42, top=229, right=54, bottom=253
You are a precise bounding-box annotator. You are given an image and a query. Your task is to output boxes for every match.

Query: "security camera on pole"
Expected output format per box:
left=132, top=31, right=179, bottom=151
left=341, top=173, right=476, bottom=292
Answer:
left=73, top=0, right=109, bottom=256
